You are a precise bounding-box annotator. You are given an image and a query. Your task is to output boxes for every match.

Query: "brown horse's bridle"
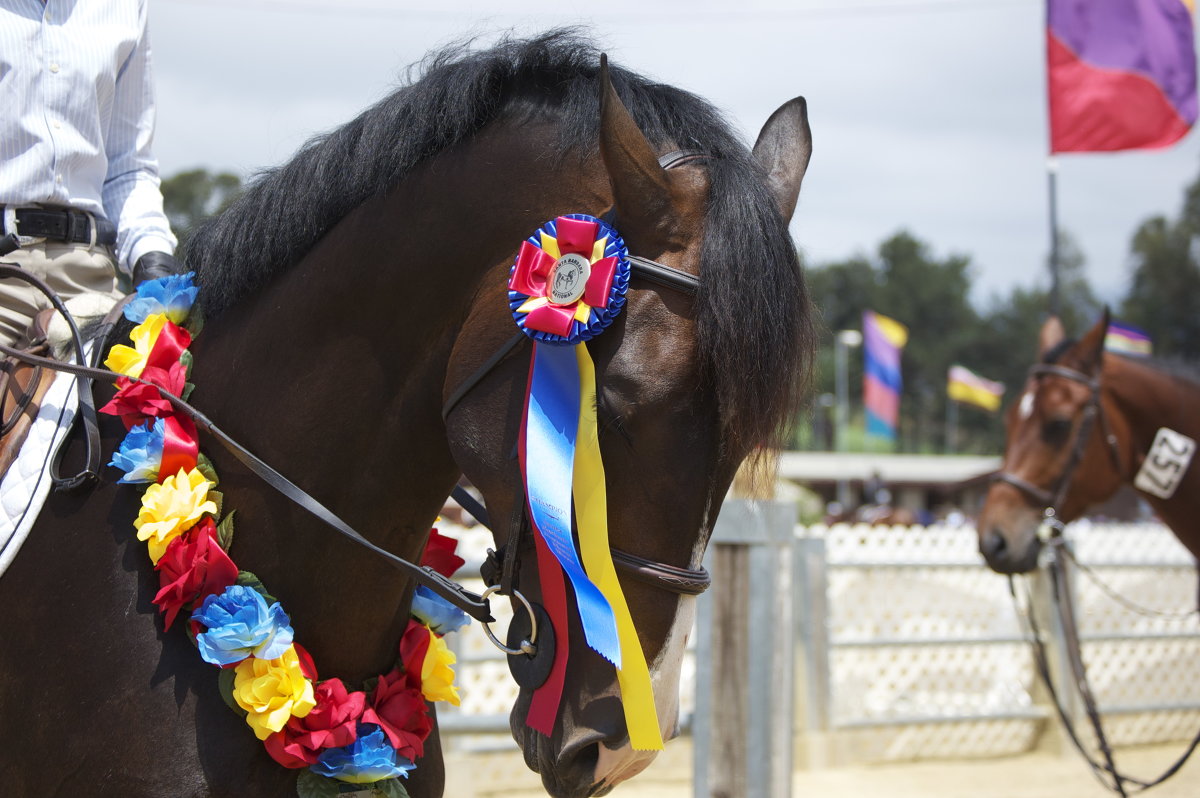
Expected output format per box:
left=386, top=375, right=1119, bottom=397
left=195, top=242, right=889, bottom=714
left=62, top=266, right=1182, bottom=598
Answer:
left=992, top=362, right=1125, bottom=536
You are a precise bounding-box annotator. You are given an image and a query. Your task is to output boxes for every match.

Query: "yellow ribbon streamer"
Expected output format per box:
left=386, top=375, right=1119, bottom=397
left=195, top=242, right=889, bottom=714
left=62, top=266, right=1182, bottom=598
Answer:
left=573, top=344, right=663, bottom=751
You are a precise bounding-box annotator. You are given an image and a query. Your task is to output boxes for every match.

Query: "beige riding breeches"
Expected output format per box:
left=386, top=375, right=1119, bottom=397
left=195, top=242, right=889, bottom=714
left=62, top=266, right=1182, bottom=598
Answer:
left=0, top=242, right=125, bottom=347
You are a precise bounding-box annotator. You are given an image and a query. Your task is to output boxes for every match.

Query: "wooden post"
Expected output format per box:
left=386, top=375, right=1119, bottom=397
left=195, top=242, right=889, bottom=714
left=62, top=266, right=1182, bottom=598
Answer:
left=693, top=500, right=798, bottom=798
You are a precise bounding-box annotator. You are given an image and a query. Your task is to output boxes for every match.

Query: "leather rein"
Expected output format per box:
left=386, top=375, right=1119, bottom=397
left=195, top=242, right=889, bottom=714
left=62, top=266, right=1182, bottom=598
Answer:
left=0, top=149, right=713, bottom=631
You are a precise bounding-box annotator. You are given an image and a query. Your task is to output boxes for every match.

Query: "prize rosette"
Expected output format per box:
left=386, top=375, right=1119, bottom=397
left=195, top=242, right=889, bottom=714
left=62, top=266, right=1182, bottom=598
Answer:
left=508, top=214, right=630, bottom=344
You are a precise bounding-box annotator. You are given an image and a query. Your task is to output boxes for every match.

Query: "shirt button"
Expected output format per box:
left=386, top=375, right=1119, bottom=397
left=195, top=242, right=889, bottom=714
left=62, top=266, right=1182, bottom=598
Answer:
left=52, top=121, right=61, bottom=130
left=49, top=63, right=60, bottom=73
left=55, top=174, right=63, bottom=184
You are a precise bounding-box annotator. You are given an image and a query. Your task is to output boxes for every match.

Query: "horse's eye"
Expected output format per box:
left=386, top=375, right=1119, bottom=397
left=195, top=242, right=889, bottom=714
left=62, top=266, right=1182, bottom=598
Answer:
left=1040, top=418, right=1072, bottom=446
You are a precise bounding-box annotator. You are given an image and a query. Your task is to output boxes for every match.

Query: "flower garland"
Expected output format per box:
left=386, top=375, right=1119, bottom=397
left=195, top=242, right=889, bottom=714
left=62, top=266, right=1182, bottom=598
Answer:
left=100, top=274, right=469, bottom=798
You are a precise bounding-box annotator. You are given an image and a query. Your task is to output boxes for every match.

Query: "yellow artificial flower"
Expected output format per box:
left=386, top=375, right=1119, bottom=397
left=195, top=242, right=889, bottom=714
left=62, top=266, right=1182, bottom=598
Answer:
left=134, top=467, right=217, bottom=563
left=420, top=629, right=461, bottom=706
left=232, top=645, right=316, bottom=740
left=104, top=313, right=168, bottom=378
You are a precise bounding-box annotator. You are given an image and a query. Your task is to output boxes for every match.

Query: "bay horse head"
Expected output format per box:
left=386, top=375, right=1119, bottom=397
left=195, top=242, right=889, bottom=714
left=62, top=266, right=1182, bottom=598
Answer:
left=978, top=310, right=1123, bottom=573
left=440, top=59, right=814, bottom=796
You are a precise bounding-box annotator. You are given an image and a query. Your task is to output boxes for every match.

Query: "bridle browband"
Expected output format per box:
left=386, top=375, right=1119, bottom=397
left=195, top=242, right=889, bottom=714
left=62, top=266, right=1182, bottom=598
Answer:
left=0, top=149, right=714, bottom=636
left=441, top=148, right=713, bottom=601
left=992, top=361, right=1124, bottom=531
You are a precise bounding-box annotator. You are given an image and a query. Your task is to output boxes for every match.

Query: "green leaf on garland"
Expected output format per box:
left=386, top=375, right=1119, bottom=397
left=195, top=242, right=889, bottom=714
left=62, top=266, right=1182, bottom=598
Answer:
left=196, top=453, right=220, bottom=485
left=236, top=570, right=278, bottom=605
left=216, top=510, right=236, bottom=551
left=181, top=381, right=196, bottom=401
left=184, top=305, right=206, bottom=338
left=207, top=490, right=224, bottom=519
left=370, top=779, right=410, bottom=798
left=179, top=349, right=195, bottom=379
left=216, top=668, right=247, bottom=718
left=296, top=769, right=340, bottom=798
left=360, top=675, right=379, bottom=697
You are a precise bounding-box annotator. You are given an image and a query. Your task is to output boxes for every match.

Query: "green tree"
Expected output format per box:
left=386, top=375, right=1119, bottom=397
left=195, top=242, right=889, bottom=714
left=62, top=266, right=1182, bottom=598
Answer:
left=161, top=168, right=242, bottom=249
left=803, top=231, right=981, bottom=453
left=1122, top=211, right=1200, bottom=360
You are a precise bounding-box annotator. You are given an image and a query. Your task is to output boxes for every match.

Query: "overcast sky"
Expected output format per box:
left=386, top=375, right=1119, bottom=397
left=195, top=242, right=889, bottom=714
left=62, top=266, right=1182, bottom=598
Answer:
left=149, top=0, right=1200, bottom=313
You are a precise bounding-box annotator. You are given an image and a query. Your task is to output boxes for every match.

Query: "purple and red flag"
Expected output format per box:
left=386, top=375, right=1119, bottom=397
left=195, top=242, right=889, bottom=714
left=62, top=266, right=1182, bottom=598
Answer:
left=1048, top=0, right=1198, bottom=153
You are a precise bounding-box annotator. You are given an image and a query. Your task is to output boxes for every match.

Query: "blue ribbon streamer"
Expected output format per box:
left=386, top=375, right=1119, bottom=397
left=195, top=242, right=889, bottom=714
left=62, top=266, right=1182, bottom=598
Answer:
left=523, top=343, right=621, bottom=665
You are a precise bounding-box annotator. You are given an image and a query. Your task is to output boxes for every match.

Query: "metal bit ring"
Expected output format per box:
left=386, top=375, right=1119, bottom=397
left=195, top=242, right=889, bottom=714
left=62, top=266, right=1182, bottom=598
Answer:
left=479, top=586, right=538, bottom=657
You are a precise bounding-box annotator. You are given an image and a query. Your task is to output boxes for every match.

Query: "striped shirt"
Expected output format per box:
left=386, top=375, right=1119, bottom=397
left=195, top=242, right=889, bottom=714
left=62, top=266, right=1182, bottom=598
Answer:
left=0, top=0, right=176, bottom=273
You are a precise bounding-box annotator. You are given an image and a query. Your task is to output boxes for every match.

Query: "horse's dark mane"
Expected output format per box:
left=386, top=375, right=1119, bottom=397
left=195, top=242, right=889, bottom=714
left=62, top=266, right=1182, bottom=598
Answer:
left=184, top=29, right=813, bottom=449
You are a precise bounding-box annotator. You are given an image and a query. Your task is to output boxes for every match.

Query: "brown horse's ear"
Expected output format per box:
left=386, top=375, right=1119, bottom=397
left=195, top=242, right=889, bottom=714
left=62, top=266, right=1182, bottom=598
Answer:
left=598, top=54, right=692, bottom=253
left=752, top=97, right=812, bottom=224
left=1076, top=306, right=1111, bottom=374
left=1038, top=315, right=1065, bottom=357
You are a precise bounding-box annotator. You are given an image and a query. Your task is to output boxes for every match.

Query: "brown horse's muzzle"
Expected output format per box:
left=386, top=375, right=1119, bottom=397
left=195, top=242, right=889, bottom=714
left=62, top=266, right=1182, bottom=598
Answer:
left=977, top=484, right=1043, bottom=574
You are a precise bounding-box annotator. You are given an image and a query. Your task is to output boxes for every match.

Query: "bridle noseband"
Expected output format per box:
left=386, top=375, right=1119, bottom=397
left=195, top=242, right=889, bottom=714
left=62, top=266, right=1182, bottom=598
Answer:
left=992, top=361, right=1124, bottom=535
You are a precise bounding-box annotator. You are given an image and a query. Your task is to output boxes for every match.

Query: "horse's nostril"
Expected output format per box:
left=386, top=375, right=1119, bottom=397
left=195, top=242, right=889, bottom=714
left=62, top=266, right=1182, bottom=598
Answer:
left=980, top=529, right=1007, bottom=560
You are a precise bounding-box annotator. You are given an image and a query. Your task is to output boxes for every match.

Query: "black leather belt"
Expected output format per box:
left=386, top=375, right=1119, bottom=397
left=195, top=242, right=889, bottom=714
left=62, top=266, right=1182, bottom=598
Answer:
left=2, top=208, right=117, bottom=246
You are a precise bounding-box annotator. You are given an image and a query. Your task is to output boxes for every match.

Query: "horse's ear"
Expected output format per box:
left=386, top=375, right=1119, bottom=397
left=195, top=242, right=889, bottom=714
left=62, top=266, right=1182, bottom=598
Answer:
left=598, top=54, right=692, bottom=252
left=1077, top=306, right=1111, bottom=373
left=752, top=97, right=812, bottom=224
left=1038, top=315, right=1065, bottom=357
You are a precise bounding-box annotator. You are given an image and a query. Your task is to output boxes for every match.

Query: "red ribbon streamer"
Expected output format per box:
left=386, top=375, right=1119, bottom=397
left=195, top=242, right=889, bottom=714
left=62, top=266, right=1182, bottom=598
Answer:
left=518, top=353, right=570, bottom=736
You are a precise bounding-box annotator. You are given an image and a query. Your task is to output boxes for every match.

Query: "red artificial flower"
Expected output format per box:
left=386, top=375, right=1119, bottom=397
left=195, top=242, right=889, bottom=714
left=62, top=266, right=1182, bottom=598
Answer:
left=100, top=361, right=188, bottom=430
left=264, top=678, right=366, bottom=768
left=362, top=669, right=433, bottom=760
left=153, top=518, right=238, bottom=629
left=421, top=528, right=465, bottom=577
left=398, top=619, right=432, bottom=692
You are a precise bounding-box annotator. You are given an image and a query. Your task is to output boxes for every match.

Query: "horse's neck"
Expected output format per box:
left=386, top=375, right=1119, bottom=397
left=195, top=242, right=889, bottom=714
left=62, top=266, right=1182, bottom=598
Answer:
left=1106, top=356, right=1200, bottom=557
left=187, top=120, right=603, bottom=677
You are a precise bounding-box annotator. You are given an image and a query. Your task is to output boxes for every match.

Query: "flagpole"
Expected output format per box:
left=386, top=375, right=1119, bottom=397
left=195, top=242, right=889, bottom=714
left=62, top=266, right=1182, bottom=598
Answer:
left=945, top=398, right=958, bottom=455
left=1047, top=155, right=1061, bottom=317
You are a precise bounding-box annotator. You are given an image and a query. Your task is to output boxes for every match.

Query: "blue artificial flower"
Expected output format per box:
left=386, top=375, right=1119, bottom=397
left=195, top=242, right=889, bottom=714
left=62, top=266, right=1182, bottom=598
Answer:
left=410, top=585, right=470, bottom=635
left=108, top=418, right=165, bottom=483
left=191, top=584, right=294, bottom=666
left=124, top=272, right=199, bottom=325
left=310, top=726, right=415, bottom=784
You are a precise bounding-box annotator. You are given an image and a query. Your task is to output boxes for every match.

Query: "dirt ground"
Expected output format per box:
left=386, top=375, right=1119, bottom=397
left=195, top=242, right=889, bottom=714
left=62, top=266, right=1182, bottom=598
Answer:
left=443, top=738, right=1200, bottom=797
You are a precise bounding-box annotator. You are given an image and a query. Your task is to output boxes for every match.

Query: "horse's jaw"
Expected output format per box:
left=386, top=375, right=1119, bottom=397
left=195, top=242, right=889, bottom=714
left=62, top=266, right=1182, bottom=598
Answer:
left=509, top=596, right=695, bottom=798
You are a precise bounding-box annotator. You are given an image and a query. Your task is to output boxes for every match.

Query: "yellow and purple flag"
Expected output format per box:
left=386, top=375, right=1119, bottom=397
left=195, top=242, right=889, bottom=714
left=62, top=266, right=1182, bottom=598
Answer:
left=1049, top=0, right=1198, bottom=153
left=947, top=365, right=1005, bottom=412
left=863, top=311, right=908, bottom=441
left=1105, top=319, right=1153, bottom=355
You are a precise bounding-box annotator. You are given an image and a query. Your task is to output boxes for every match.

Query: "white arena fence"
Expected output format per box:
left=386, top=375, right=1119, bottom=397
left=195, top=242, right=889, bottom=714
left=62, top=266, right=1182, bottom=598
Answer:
left=433, top=515, right=1200, bottom=770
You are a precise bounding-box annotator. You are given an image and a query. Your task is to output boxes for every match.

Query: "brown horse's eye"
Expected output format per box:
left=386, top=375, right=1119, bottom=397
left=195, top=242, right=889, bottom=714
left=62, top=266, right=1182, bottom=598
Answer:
left=1041, top=417, right=1072, bottom=446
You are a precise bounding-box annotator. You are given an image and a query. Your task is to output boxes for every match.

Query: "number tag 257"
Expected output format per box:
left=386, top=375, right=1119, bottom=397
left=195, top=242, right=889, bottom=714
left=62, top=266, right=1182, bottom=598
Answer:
left=1134, top=427, right=1196, bottom=500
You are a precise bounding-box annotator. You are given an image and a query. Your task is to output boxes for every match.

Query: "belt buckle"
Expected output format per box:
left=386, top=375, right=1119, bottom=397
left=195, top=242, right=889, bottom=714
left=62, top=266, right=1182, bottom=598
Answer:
left=3, top=207, right=46, bottom=247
